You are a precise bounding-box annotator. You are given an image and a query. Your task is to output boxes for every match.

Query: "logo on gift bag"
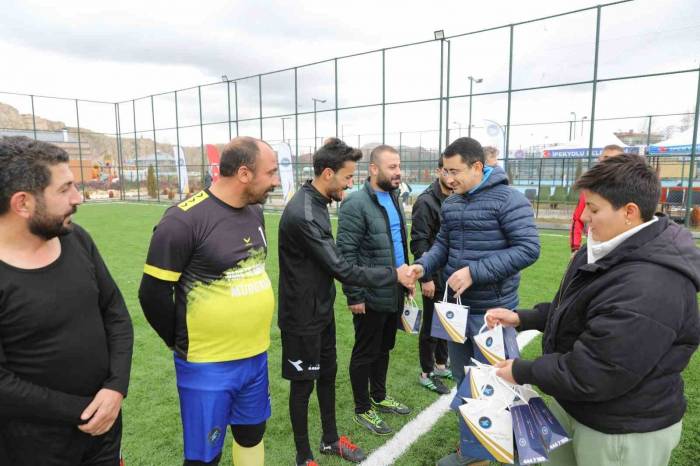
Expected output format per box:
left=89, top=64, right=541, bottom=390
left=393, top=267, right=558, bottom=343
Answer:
left=483, top=385, right=494, bottom=396
left=479, top=417, right=492, bottom=429
left=404, top=309, right=410, bottom=316
left=473, top=323, right=506, bottom=364
left=431, top=289, right=469, bottom=343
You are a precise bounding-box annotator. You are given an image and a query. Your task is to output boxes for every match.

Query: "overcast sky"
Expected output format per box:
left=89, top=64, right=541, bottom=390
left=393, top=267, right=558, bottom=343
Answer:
left=1, top=0, right=698, bottom=150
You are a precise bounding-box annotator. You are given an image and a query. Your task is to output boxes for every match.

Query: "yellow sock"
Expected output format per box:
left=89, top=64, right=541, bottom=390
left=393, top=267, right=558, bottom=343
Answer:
left=232, top=438, right=264, bottom=466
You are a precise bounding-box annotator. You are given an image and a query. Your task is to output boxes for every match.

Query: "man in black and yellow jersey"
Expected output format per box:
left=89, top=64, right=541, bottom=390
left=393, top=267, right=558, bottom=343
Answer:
left=139, top=136, right=280, bottom=466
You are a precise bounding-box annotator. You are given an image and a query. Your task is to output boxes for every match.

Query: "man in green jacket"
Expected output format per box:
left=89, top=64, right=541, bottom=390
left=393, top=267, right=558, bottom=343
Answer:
left=337, top=144, right=412, bottom=435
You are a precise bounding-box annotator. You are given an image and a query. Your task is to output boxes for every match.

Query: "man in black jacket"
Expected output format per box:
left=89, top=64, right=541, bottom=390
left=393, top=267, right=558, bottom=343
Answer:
left=410, top=158, right=453, bottom=394
left=488, top=154, right=700, bottom=466
left=278, top=139, right=413, bottom=465
left=0, top=137, right=133, bottom=466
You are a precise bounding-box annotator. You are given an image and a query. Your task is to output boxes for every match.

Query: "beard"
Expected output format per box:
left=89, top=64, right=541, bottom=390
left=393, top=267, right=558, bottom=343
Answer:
left=329, top=189, right=345, bottom=202
left=247, top=185, right=276, bottom=205
left=376, top=172, right=400, bottom=192
left=29, top=201, right=77, bottom=240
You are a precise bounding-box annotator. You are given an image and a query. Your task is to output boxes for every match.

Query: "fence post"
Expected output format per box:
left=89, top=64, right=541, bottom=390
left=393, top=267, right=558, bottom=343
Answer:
left=174, top=91, right=183, bottom=200
left=587, top=5, right=602, bottom=167
left=151, top=95, right=160, bottom=202
left=536, top=158, right=543, bottom=219
left=74, top=99, right=86, bottom=200
left=504, top=25, right=514, bottom=172
left=30, top=95, right=37, bottom=140
left=294, top=68, right=300, bottom=188
left=382, top=49, right=386, bottom=144
left=114, top=103, right=126, bottom=201
left=445, top=39, right=451, bottom=148
left=683, top=68, right=700, bottom=227
left=132, top=100, right=141, bottom=201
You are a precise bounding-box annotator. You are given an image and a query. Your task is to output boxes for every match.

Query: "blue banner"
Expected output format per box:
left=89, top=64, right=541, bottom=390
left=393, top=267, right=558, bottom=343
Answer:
left=649, top=144, right=700, bottom=155
left=543, top=147, right=639, bottom=158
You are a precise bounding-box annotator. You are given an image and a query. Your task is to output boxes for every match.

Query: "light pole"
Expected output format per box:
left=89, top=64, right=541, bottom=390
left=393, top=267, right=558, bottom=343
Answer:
left=453, top=121, right=464, bottom=138
left=280, top=117, right=291, bottom=143
left=312, top=97, right=326, bottom=152
left=467, top=76, right=483, bottom=137
left=581, top=116, right=588, bottom=137
left=570, top=112, right=577, bottom=141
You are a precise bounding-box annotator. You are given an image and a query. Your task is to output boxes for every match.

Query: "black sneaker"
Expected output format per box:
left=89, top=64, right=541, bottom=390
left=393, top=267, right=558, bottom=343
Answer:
left=371, top=395, right=411, bottom=415
left=320, top=435, right=366, bottom=463
left=353, top=408, right=393, bottom=435
left=420, top=373, right=450, bottom=395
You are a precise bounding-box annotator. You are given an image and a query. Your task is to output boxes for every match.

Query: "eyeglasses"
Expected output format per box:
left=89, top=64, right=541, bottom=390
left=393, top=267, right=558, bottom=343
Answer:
left=440, top=168, right=467, bottom=177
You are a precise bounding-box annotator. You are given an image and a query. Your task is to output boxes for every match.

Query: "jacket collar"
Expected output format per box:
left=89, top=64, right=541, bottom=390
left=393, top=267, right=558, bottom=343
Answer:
left=363, top=178, right=398, bottom=201
left=577, top=214, right=670, bottom=273
left=303, top=180, right=332, bottom=205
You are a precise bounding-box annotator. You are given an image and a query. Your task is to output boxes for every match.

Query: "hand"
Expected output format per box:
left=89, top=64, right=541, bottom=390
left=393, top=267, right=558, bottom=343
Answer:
left=78, top=388, right=123, bottom=436
left=349, top=303, right=366, bottom=315
left=396, top=264, right=416, bottom=292
left=421, top=281, right=435, bottom=299
left=485, top=308, right=520, bottom=329
left=447, top=267, right=472, bottom=296
left=406, top=264, right=424, bottom=281
left=495, top=359, right=516, bottom=385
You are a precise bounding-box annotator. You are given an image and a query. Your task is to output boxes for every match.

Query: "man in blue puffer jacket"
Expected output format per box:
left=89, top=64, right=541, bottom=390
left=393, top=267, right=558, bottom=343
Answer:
left=408, top=137, right=540, bottom=466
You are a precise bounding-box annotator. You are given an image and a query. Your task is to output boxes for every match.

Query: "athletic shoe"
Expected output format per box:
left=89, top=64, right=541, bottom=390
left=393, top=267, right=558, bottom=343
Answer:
left=433, top=367, right=453, bottom=380
left=320, top=435, right=366, bottom=463
left=371, top=395, right=411, bottom=415
left=353, top=409, right=392, bottom=435
left=296, top=459, right=319, bottom=466
left=419, top=373, right=450, bottom=395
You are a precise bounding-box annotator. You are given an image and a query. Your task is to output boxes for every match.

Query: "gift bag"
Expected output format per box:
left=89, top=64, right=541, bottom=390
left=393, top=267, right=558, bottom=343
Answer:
left=398, top=296, right=422, bottom=334
left=511, top=399, right=549, bottom=464
left=451, top=362, right=520, bottom=411
left=431, top=288, right=469, bottom=343
left=458, top=399, right=515, bottom=464
left=473, top=322, right=521, bottom=364
left=518, top=386, right=571, bottom=452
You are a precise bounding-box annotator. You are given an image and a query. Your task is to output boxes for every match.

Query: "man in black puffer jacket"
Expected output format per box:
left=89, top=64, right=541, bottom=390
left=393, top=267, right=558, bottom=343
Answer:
left=488, top=154, right=700, bottom=466
left=410, top=158, right=453, bottom=394
left=337, top=144, right=412, bottom=436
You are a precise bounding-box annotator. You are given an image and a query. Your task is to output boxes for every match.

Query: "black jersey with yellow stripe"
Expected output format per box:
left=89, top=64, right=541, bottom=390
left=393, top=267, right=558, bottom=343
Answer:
left=143, top=190, right=274, bottom=362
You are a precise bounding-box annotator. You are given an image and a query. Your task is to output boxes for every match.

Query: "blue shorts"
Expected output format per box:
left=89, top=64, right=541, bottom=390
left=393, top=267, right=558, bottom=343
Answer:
left=174, top=352, right=271, bottom=462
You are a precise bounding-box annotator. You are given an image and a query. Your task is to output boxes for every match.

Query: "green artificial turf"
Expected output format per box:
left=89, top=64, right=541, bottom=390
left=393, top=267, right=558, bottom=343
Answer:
left=72, top=203, right=699, bottom=466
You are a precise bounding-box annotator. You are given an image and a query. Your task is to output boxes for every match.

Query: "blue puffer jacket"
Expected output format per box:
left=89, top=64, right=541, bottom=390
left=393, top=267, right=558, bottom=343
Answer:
left=416, top=166, right=540, bottom=313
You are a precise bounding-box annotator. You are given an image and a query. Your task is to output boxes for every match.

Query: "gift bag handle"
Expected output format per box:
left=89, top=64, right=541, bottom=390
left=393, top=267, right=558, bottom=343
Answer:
left=441, top=287, right=462, bottom=306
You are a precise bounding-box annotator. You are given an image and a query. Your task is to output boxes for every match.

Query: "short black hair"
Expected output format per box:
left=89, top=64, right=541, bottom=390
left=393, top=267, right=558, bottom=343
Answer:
left=438, top=157, right=444, bottom=169
left=443, top=137, right=484, bottom=166
left=575, top=153, right=660, bottom=222
left=220, top=136, right=271, bottom=177
left=369, top=144, right=398, bottom=164
left=0, top=136, right=69, bottom=215
left=313, top=138, right=362, bottom=176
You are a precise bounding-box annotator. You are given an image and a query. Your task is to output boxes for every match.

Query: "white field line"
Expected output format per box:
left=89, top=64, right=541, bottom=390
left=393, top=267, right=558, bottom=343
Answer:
left=359, top=329, right=541, bottom=466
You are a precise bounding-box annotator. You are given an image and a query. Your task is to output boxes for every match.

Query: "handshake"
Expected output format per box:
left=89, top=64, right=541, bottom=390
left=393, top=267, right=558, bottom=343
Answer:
left=395, top=263, right=476, bottom=297
left=395, top=264, right=420, bottom=293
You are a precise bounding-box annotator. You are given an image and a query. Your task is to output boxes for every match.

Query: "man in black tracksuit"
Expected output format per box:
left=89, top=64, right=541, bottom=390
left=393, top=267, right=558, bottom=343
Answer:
left=278, top=139, right=413, bottom=466
left=410, top=160, right=453, bottom=395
